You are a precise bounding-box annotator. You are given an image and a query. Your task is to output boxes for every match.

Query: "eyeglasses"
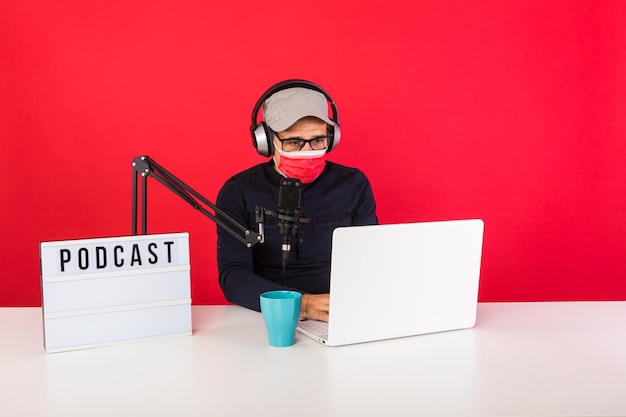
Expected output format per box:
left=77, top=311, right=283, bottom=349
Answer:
left=274, top=132, right=329, bottom=152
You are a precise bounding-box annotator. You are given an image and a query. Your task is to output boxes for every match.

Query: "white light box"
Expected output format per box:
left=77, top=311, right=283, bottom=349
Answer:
left=40, top=233, right=192, bottom=353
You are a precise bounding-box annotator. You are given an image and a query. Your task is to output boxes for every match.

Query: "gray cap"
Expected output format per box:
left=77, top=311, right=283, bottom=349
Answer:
left=263, top=87, right=334, bottom=132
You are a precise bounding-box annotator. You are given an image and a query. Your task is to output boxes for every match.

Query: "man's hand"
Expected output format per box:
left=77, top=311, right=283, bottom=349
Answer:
left=300, top=293, right=330, bottom=322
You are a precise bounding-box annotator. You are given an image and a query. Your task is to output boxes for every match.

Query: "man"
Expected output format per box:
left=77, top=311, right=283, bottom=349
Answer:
left=216, top=80, right=378, bottom=322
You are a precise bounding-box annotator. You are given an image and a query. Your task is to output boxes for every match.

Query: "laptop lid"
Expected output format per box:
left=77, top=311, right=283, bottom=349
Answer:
left=319, top=219, right=484, bottom=346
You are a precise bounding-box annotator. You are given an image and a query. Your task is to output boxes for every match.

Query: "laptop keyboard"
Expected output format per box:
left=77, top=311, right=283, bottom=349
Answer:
left=298, top=319, right=328, bottom=339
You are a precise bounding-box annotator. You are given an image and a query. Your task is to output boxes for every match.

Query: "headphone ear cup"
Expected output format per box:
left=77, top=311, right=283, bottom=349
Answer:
left=252, top=122, right=274, bottom=157
left=326, top=124, right=341, bottom=153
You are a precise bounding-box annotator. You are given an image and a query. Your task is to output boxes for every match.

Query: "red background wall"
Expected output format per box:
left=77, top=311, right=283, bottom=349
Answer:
left=2, top=0, right=625, bottom=307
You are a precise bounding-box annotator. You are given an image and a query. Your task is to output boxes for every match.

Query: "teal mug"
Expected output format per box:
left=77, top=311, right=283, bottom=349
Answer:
left=260, top=290, right=302, bottom=347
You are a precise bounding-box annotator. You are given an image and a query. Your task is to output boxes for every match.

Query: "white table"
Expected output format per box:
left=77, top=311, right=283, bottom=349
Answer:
left=1, top=302, right=625, bottom=416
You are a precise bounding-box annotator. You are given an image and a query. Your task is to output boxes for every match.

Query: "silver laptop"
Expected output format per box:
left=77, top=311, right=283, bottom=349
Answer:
left=297, top=219, right=484, bottom=346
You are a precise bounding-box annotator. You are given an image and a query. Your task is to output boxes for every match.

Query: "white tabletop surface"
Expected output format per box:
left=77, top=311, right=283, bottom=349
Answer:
left=1, top=302, right=626, bottom=417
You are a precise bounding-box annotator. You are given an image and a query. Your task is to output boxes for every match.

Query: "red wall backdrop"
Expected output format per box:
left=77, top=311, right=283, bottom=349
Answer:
left=1, top=0, right=625, bottom=306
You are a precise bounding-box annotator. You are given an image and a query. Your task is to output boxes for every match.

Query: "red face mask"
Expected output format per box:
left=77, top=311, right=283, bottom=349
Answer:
left=274, top=148, right=327, bottom=183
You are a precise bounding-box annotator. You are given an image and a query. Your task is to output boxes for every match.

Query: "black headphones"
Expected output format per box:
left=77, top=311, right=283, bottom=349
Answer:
left=250, top=79, right=341, bottom=157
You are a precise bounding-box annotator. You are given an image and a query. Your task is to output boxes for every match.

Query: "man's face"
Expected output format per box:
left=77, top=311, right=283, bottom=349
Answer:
left=273, top=117, right=328, bottom=162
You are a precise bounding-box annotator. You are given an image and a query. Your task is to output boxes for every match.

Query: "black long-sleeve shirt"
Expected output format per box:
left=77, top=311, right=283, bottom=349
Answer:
left=216, top=160, right=378, bottom=311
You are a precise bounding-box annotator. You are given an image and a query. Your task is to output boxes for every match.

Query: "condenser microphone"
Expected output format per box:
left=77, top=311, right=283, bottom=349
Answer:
left=277, top=178, right=302, bottom=272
